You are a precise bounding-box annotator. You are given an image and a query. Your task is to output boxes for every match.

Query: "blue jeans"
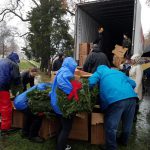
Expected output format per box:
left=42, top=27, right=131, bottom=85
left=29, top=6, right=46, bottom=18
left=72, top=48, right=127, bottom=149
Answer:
left=104, top=98, right=136, bottom=150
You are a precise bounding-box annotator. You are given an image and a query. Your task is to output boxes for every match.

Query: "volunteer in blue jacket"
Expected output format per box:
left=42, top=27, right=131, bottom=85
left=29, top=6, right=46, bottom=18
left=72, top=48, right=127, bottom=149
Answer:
left=50, top=57, right=77, bottom=150
left=88, top=65, right=137, bottom=150
left=0, top=52, right=21, bottom=131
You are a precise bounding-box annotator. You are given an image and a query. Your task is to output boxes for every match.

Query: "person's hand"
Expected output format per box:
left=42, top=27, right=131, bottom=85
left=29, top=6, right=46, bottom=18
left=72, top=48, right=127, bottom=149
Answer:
left=98, top=27, right=104, bottom=33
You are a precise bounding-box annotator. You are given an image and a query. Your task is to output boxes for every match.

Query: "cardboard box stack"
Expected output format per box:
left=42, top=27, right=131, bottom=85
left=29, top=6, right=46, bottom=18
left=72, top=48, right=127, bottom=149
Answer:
left=112, top=44, right=128, bottom=68
left=11, top=100, right=25, bottom=128
left=69, top=113, right=89, bottom=141
left=79, top=43, right=90, bottom=67
left=39, top=117, right=60, bottom=139
left=12, top=109, right=24, bottom=128
left=91, top=113, right=105, bottom=145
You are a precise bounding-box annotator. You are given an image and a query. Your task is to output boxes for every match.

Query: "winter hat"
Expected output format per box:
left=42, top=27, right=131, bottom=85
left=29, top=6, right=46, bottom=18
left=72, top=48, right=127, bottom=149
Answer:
left=131, top=54, right=141, bottom=63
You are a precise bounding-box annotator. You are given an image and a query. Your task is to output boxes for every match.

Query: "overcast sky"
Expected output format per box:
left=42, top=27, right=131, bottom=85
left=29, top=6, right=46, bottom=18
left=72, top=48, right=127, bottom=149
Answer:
left=0, top=0, right=150, bottom=48
left=140, top=0, right=150, bottom=34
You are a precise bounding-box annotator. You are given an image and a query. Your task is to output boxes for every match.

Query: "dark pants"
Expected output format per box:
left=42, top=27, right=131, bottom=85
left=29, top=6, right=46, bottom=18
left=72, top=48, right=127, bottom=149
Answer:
left=104, top=98, right=136, bottom=150
left=56, top=116, right=74, bottom=150
left=22, top=107, right=43, bottom=138
left=134, top=98, right=139, bottom=121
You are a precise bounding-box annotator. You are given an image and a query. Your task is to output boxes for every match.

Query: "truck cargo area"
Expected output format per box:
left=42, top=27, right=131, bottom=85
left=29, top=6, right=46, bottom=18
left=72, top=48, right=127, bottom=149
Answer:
left=75, top=0, right=135, bottom=62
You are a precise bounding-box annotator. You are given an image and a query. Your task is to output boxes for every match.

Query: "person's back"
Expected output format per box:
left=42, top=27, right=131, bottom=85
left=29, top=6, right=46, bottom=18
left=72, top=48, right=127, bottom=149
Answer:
left=89, top=65, right=137, bottom=150
left=89, top=65, right=137, bottom=110
left=21, top=68, right=38, bottom=91
left=0, top=58, right=13, bottom=90
left=52, top=53, right=64, bottom=71
left=0, top=53, right=20, bottom=91
left=0, top=52, right=20, bottom=131
left=83, top=44, right=110, bottom=73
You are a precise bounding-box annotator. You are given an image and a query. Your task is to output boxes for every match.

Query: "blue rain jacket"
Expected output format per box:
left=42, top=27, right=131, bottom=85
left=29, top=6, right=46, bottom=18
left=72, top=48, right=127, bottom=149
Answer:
left=89, top=65, right=137, bottom=110
left=50, top=57, right=77, bottom=115
left=14, top=83, right=52, bottom=110
left=0, top=52, right=20, bottom=91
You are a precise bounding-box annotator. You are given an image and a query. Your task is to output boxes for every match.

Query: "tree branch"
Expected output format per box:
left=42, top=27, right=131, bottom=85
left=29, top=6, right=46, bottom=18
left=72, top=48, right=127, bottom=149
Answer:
left=66, top=8, right=75, bottom=16
left=31, top=0, right=40, bottom=8
left=20, top=32, right=30, bottom=37
left=0, top=8, right=30, bottom=22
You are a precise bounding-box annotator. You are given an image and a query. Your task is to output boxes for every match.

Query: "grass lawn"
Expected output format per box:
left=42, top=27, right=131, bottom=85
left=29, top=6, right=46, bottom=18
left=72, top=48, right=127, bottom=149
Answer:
left=19, top=59, right=35, bottom=71
left=0, top=132, right=101, bottom=150
left=0, top=126, right=150, bottom=150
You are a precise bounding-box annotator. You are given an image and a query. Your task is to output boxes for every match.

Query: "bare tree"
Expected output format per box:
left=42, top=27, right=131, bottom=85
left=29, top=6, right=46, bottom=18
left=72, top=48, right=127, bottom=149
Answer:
left=0, top=21, right=19, bottom=57
left=0, top=0, right=41, bottom=22
left=146, top=0, right=150, bottom=6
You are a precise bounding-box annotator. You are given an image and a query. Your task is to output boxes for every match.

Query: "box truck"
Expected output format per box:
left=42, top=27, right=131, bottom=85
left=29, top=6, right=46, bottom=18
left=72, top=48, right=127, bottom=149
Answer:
left=74, top=0, right=144, bottom=63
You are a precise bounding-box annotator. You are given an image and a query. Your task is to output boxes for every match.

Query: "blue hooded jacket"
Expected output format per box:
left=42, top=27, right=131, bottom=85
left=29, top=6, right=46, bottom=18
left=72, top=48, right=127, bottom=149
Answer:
left=0, top=52, right=20, bottom=91
left=88, top=65, right=137, bottom=110
left=7, top=52, right=20, bottom=64
left=50, top=57, right=77, bottom=115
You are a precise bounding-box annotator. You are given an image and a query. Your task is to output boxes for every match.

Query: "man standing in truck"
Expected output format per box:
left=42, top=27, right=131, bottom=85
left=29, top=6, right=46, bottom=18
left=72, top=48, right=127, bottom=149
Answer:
left=122, top=33, right=131, bottom=59
left=93, top=25, right=104, bottom=52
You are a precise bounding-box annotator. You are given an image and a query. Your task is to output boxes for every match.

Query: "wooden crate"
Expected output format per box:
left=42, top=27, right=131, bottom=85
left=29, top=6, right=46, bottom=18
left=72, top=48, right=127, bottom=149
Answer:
left=39, top=117, right=60, bottom=139
left=12, top=109, right=24, bottom=128
left=91, top=113, right=105, bottom=145
left=69, top=113, right=89, bottom=141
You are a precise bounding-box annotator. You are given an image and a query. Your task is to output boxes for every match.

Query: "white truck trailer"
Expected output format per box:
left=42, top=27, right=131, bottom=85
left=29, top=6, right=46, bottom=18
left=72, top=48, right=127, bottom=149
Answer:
left=74, top=0, right=144, bottom=62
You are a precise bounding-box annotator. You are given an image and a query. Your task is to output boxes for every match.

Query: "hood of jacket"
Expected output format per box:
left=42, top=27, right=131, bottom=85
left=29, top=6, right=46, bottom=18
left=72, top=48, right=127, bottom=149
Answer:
left=92, top=45, right=102, bottom=53
left=61, top=57, right=77, bottom=74
left=7, top=52, right=20, bottom=63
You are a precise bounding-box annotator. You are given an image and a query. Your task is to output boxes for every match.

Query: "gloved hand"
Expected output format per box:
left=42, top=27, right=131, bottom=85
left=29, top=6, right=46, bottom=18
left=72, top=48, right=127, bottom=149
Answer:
left=67, top=80, right=82, bottom=101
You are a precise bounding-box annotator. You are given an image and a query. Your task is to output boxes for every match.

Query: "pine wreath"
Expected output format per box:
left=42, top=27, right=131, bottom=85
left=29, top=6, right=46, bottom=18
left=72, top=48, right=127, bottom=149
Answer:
left=27, top=87, right=55, bottom=118
left=57, top=79, right=99, bottom=118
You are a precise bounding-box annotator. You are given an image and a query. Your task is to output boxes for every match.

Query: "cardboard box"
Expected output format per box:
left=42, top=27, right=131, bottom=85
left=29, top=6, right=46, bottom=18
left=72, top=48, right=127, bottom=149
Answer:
left=12, top=109, right=24, bottom=128
left=91, top=113, right=105, bottom=145
left=112, top=45, right=128, bottom=58
left=79, top=55, right=87, bottom=67
left=69, top=113, right=89, bottom=141
left=113, top=55, right=125, bottom=68
left=39, top=117, right=60, bottom=139
left=79, top=43, right=90, bottom=55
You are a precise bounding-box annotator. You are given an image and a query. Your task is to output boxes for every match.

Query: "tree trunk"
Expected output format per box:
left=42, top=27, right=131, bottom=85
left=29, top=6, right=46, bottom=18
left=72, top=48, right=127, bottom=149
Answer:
left=40, top=57, right=48, bottom=72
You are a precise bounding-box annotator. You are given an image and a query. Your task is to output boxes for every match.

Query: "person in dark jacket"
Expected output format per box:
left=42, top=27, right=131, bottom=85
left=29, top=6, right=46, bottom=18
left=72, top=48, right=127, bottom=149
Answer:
left=89, top=65, right=137, bottom=150
left=52, top=53, right=64, bottom=71
left=20, top=68, right=44, bottom=143
left=0, top=52, right=21, bottom=131
left=93, top=25, right=104, bottom=52
left=83, top=44, right=110, bottom=73
left=21, top=68, right=38, bottom=92
left=122, top=33, right=131, bottom=58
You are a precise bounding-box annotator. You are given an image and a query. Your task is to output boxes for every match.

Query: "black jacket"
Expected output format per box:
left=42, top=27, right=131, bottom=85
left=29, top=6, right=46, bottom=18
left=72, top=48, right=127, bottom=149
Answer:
left=93, top=32, right=104, bottom=52
left=21, top=71, right=34, bottom=91
left=52, top=58, right=63, bottom=71
left=83, top=46, right=110, bottom=73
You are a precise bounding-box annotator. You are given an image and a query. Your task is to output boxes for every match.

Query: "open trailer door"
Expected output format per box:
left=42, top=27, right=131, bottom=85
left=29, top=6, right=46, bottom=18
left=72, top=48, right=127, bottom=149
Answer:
left=132, top=0, right=144, bottom=55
